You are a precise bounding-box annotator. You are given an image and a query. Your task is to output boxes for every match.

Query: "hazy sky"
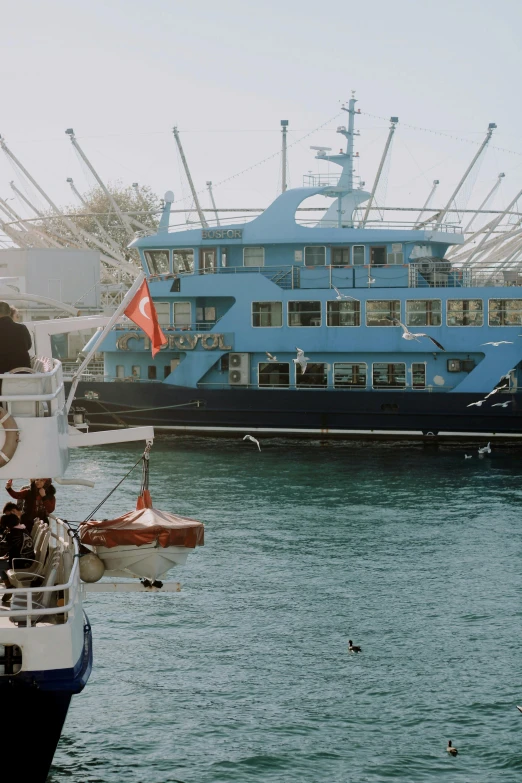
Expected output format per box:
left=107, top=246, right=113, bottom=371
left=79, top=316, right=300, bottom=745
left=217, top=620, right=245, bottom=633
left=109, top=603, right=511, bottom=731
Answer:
left=1, top=0, right=521, bottom=226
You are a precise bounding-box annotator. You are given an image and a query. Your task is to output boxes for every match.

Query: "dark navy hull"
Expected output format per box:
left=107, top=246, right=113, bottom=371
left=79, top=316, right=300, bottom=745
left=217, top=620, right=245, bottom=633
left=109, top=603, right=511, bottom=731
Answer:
left=0, top=617, right=92, bottom=782
left=71, top=382, right=522, bottom=440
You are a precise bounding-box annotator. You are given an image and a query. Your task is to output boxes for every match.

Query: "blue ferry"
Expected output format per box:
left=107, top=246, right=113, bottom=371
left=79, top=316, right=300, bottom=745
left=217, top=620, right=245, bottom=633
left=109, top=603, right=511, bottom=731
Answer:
left=75, top=101, right=522, bottom=441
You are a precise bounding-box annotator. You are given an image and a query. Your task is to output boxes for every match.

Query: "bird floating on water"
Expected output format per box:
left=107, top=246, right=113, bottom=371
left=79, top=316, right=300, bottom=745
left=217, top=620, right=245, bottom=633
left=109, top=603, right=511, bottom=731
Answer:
left=243, top=434, right=261, bottom=451
left=265, top=352, right=278, bottom=361
left=389, top=320, right=445, bottom=351
left=348, top=640, right=362, bottom=653
left=446, top=741, right=458, bottom=756
left=478, top=442, right=491, bottom=455
left=481, top=341, right=514, bottom=347
left=293, top=346, right=310, bottom=374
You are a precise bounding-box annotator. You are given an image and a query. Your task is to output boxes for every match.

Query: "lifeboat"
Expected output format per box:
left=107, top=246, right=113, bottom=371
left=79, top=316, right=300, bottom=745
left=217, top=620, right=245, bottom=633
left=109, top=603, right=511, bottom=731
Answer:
left=79, top=477, right=204, bottom=581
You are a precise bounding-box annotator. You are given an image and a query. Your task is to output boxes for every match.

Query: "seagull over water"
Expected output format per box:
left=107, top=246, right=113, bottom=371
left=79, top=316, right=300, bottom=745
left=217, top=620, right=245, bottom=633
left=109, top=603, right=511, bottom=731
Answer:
left=332, top=286, right=357, bottom=301
left=265, top=352, right=278, bottom=361
left=293, top=346, right=310, bottom=374
left=492, top=400, right=512, bottom=408
left=481, top=341, right=514, bottom=347
left=243, top=434, right=261, bottom=451
left=390, top=320, right=446, bottom=350
left=478, top=442, right=491, bottom=455
left=467, top=400, right=484, bottom=407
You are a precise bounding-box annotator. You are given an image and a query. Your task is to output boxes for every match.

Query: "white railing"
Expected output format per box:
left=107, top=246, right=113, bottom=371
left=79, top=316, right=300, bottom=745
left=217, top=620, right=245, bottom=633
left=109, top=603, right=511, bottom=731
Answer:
left=0, top=359, right=65, bottom=416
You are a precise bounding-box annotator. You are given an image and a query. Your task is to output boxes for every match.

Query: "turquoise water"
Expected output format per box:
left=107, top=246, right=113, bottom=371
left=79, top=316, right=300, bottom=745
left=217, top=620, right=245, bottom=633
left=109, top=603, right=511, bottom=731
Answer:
left=46, top=438, right=522, bottom=782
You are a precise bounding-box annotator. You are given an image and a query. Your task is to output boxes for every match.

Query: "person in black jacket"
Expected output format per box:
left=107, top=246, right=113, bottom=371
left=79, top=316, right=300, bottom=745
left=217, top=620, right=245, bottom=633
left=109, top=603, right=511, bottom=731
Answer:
left=0, top=301, right=32, bottom=388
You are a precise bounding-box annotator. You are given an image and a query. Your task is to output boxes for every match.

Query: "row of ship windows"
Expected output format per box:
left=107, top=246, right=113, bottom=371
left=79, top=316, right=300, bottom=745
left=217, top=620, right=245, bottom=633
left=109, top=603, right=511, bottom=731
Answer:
left=115, top=361, right=427, bottom=388
left=252, top=298, right=522, bottom=327
left=144, top=245, right=403, bottom=274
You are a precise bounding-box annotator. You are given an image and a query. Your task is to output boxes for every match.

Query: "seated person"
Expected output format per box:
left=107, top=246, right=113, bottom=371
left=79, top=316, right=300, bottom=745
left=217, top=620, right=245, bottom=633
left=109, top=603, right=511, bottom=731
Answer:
left=0, top=513, right=35, bottom=604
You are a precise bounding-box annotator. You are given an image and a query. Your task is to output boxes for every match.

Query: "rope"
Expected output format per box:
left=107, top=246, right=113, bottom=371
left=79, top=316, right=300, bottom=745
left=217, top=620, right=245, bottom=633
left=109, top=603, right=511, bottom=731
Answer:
left=82, top=450, right=146, bottom=522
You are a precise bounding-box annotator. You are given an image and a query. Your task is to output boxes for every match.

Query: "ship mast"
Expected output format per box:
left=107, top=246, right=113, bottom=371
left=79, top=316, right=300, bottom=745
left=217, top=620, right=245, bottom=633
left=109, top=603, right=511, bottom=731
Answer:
left=172, top=126, right=209, bottom=228
left=281, top=120, right=289, bottom=192
left=206, top=181, right=221, bottom=226
left=360, top=116, right=398, bottom=228
left=414, top=180, right=439, bottom=227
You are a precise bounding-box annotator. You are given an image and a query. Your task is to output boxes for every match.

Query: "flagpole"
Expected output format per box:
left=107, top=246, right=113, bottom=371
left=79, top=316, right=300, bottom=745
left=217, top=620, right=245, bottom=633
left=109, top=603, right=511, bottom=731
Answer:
left=65, top=272, right=145, bottom=413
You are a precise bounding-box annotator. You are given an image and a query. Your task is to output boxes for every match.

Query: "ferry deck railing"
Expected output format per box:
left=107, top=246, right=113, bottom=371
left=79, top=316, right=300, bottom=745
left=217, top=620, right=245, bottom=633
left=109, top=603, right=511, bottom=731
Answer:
left=0, top=518, right=80, bottom=625
left=0, top=359, right=65, bottom=415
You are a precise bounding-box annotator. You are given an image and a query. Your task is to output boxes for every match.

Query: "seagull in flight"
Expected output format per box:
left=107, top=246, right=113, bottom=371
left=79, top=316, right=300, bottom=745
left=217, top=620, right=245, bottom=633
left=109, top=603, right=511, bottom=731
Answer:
left=478, top=442, right=491, bottom=455
left=293, top=346, right=310, bottom=374
left=265, top=352, right=278, bottom=361
left=464, top=454, right=472, bottom=459
left=492, top=400, right=512, bottom=408
left=517, top=705, right=522, bottom=713
left=481, top=341, right=514, bottom=347
left=332, top=286, right=357, bottom=301
left=467, top=400, right=484, bottom=407
left=484, top=383, right=509, bottom=400
left=390, top=320, right=446, bottom=351
left=243, top=434, right=261, bottom=451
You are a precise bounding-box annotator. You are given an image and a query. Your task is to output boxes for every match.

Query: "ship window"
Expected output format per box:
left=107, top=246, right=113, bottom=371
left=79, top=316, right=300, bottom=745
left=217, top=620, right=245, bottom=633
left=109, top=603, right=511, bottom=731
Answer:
left=196, top=306, right=216, bottom=326
left=366, top=300, right=400, bottom=326
left=353, top=245, right=365, bottom=265
left=148, top=366, right=157, bottom=380
left=447, top=299, right=483, bottom=326
left=244, top=247, right=265, bottom=267
left=372, top=362, right=406, bottom=388
left=332, top=247, right=350, bottom=266
left=154, top=302, right=170, bottom=326
left=488, top=298, right=522, bottom=326
left=387, top=251, right=404, bottom=265
left=116, top=365, right=125, bottom=379
left=252, top=302, right=283, bottom=327
left=334, top=362, right=367, bottom=388
left=370, top=246, right=387, bottom=265
left=172, top=249, right=194, bottom=274
left=258, top=362, right=290, bottom=388
left=327, top=300, right=361, bottom=326
left=288, top=301, right=321, bottom=327
left=144, top=250, right=170, bottom=275
left=173, top=302, right=191, bottom=328
left=304, top=246, right=326, bottom=266
left=170, top=358, right=180, bottom=372
left=131, top=365, right=141, bottom=378
left=412, top=362, right=426, bottom=389
left=406, top=300, right=442, bottom=327
left=164, top=366, right=171, bottom=378
left=296, top=362, right=328, bottom=387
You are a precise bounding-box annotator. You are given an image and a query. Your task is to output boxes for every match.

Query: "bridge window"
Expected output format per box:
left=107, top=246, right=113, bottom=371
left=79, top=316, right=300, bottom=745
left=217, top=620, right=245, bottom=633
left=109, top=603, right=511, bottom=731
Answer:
left=252, top=302, right=283, bottom=327
left=327, top=300, right=360, bottom=326
left=244, top=247, right=265, bottom=267
left=366, top=300, right=400, bottom=326
left=387, top=244, right=404, bottom=265
left=132, top=365, right=141, bottom=379
left=288, top=301, right=321, bottom=327
left=155, top=302, right=170, bottom=326
left=148, top=366, right=157, bottom=380
left=296, top=362, right=328, bottom=387
left=172, top=249, right=194, bottom=274
left=144, top=250, right=169, bottom=275
left=373, top=362, right=406, bottom=388
left=334, top=362, right=367, bottom=388
left=332, top=247, right=350, bottom=266
left=173, top=302, right=191, bottom=328
left=406, top=299, right=441, bottom=327
left=370, top=246, right=387, bottom=265
left=353, top=245, right=365, bottom=265
left=258, top=362, right=290, bottom=387
left=116, top=365, right=125, bottom=379
left=447, top=299, right=483, bottom=326
left=304, top=246, right=326, bottom=266
left=488, top=298, right=522, bottom=326
left=412, top=362, right=426, bottom=389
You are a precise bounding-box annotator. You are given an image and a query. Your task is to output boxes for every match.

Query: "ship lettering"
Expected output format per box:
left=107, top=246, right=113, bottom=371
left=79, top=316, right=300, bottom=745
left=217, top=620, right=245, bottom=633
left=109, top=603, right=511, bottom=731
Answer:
left=202, top=229, right=242, bottom=240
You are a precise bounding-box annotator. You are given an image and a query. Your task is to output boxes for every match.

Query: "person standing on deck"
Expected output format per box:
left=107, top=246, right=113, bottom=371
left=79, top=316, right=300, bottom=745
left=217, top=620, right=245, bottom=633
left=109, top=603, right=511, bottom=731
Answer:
left=5, top=479, right=56, bottom=533
left=0, top=301, right=32, bottom=374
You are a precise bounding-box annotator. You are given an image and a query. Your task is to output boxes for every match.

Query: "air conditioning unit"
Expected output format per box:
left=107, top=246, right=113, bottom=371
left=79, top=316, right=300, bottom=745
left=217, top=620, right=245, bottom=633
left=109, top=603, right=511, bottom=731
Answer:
left=229, top=353, right=249, bottom=385
left=447, top=359, right=461, bottom=372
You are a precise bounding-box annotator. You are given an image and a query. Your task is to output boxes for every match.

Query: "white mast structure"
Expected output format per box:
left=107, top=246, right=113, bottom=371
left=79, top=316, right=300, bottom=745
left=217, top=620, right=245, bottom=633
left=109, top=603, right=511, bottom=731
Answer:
left=66, top=177, right=127, bottom=260
left=206, top=181, right=220, bottom=226
left=414, top=180, right=439, bottom=227
left=281, top=120, right=288, bottom=192
left=360, top=116, right=398, bottom=228
left=172, top=126, right=209, bottom=229
left=463, top=172, right=505, bottom=233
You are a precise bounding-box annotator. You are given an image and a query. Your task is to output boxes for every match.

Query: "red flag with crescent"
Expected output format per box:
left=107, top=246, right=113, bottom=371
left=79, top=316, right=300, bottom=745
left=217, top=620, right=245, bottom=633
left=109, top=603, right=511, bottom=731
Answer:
left=124, top=278, right=167, bottom=357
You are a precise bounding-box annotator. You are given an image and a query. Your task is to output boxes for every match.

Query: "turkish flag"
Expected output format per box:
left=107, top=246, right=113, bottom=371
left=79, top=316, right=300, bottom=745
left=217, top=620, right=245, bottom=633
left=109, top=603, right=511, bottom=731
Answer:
left=124, top=279, right=167, bottom=357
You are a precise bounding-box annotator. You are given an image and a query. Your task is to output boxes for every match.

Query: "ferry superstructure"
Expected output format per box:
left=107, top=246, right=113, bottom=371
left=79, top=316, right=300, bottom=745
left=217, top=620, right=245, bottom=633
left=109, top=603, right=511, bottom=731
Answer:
left=73, top=102, right=522, bottom=440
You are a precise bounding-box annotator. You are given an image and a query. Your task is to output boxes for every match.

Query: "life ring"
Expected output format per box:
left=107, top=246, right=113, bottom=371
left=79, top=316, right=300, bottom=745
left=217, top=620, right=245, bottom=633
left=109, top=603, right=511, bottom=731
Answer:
left=0, top=406, right=19, bottom=467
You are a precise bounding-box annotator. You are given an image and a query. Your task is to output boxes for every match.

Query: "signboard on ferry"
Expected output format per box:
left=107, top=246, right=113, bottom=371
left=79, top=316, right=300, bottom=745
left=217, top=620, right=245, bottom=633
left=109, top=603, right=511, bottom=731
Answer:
left=202, top=229, right=243, bottom=240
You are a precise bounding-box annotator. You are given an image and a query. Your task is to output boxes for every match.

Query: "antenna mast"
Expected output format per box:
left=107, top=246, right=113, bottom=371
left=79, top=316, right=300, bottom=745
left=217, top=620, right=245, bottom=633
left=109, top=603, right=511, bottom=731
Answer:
left=414, top=180, right=439, bottom=227
left=360, top=116, right=398, bottom=228
left=206, top=181, right=221, bottom=226
left=281, top=120, right=288, bottom=192
left=172, top=126, right=208, bottom=228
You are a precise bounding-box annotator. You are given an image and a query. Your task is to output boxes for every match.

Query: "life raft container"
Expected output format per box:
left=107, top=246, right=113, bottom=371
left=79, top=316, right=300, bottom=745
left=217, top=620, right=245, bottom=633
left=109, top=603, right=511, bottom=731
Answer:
left=0, top=406, right=19, bottom=467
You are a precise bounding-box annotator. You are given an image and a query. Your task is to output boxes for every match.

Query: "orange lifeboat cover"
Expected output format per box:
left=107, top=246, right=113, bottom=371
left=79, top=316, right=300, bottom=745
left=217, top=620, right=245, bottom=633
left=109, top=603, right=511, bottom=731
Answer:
left=79, top=507, right=204, bottom=549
